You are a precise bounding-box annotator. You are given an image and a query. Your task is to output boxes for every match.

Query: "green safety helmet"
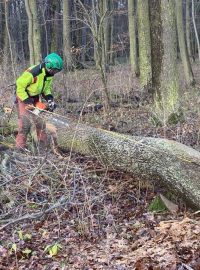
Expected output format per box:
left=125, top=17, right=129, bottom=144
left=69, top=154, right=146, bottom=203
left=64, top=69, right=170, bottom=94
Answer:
left=44, top=53, right=63, bottom=71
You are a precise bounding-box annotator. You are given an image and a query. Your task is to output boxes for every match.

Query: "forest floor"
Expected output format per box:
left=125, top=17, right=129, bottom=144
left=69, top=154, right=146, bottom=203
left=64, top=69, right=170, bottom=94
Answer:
left=0, top=63, right=200, bottom=269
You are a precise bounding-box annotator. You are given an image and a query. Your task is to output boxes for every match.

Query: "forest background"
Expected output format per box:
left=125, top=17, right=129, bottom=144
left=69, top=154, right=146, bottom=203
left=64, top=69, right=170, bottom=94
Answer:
left=0, top=0, right=200, bottom=269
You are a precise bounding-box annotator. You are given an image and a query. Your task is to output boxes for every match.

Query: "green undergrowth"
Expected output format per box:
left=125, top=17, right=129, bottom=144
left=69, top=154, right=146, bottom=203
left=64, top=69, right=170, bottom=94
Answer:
left=148, top=195, right=168, bottom=213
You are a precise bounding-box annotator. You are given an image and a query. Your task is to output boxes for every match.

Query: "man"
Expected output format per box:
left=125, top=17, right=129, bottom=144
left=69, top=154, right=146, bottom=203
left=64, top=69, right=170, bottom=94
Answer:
left=15, top=52, right=63, bottom=151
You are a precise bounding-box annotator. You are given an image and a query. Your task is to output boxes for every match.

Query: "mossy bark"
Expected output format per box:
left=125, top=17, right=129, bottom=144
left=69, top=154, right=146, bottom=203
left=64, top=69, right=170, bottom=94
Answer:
left=150, top=0, right=180, bottom=124
left=40, top=113, right=200, bottom=209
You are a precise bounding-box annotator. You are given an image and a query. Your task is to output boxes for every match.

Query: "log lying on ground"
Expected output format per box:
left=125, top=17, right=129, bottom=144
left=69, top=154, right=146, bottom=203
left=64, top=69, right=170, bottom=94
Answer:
left=3, top=111, right=200, bottom=209
left=42, top=112, right=200, bottom=209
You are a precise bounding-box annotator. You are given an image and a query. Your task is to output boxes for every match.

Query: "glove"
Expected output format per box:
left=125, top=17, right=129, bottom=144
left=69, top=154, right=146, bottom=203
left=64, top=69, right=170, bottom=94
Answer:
left=47, top=99, right=56, bottom=112
left=23, top=98, right=34, bottom=110
left=23, top=97, right=33, bottom=104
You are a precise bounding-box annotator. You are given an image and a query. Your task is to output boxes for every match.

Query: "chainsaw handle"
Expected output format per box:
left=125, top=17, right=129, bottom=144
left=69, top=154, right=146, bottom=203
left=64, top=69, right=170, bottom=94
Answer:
left=25, top=104, right=35, bottom=111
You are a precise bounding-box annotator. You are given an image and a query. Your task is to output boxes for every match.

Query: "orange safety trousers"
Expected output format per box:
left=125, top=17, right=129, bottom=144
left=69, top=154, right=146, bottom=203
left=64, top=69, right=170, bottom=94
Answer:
left=16, top=97, right=47, bottom=149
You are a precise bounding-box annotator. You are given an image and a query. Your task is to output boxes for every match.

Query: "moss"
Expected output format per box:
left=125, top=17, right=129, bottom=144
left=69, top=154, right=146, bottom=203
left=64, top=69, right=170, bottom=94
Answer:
left=167, top=109, right=185, bottom=125
left=148, top=195, right=168, bottom=213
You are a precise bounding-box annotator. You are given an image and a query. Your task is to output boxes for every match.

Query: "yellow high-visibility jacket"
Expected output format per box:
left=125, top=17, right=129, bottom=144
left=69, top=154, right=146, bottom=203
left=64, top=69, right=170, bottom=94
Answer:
left=16, top=64, right=53, bottom=101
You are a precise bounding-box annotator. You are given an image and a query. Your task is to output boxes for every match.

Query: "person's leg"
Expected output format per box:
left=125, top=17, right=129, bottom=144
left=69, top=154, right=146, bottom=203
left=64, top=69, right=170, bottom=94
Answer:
left=34, top=117, right=48, bottom=146
left=16, top=99, right=31, bottom=149
left=32, top=97, right=48, bottom=148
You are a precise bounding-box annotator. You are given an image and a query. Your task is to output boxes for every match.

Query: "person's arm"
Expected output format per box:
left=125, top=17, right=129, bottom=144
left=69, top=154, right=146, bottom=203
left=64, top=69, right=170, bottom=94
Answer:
left=42, top=78, right=56, bottom=111
left=42, top=77, right=53, bottom=99
left=16, top=71, right=33, bottom=103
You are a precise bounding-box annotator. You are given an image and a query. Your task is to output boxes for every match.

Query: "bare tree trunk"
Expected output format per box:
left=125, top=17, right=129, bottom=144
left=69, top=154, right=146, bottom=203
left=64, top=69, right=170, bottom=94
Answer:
left=63, top=0, right=73, bottom=70
left=4, top=0, right=16, bottom=79
left=50, top=0, right=60, bottom=53
left=0, top=1, right=9, bottom=65
left=25, top=0, right=34, bottom=65
left=128, top=0, right=139, bottom=76
left=176, top=0, right=195, bottom=85
left=31, top=0, right=41, bottom=63
left=16, top=1, right=25, bottom=66
left=150, top=0, right=180, bottom=125
left=109, top=0, right=114, bottom=65
left=102, top=0, right=113, bottom=67
left=0, top=1, right=4, bottom=63
left=137, top=0, right=152, bottom=90
left=192, top=0, right=200, bottom=61
left=25, top=0, right=41, bottom=65
left=91, top=0, right=98, bottom=66
left=186, top=0, right=192, bottom=60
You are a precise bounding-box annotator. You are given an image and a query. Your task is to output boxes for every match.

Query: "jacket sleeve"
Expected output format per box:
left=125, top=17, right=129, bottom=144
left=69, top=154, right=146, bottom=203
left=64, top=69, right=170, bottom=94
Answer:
left=16, top=71, right=33, bottom=101
left=43, top=77, right=53, bottom=97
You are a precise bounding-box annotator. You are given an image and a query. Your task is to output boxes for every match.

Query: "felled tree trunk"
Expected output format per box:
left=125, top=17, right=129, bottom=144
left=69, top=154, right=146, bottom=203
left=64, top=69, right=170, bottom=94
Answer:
left=2, top=110, right=200, bottom=209
left=44, top=113, right=200, bottom=209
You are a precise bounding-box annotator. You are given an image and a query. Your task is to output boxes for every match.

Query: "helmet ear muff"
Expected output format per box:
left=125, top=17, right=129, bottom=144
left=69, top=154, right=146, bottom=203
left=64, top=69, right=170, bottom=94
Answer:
left=45, top=61, right=52, bottom=69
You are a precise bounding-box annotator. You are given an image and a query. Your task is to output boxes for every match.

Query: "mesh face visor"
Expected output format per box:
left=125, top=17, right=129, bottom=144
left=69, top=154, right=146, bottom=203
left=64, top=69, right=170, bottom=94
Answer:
left=46, top=68, right=61, bottom=75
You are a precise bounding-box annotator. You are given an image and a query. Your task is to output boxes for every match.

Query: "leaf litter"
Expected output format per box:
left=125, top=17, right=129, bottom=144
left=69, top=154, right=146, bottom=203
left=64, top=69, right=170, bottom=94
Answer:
left=0, top=148, right=199, bottom=270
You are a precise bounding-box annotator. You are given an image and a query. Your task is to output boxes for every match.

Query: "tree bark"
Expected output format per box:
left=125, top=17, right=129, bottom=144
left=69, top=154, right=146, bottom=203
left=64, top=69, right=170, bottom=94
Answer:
left=2, top=111, right=200, bottom=209
left=150, top=0, right=180, bottom=124
left=186, top=0, right=192, bottom=60
left=128, top=0, right=139, bottom=76
left=40, top=112, right=200, bottom=209
left=176, top=0, right=195, bottom=86
left=25, top=0, right=34, bottom=65
left=137, top=0, right=152, bottom=90
left=63, top=0, right=73, bottom=70
left=4, top=0, right=16, bottom=79
left=192, top=0, right=200, bottom=61
left=50, top=0, right=60, bottom=53
left=25, top=0, right=41, bottom=65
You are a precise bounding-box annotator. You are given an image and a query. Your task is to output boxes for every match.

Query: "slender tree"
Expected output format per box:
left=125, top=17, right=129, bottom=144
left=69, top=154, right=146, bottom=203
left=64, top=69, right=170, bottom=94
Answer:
left=186, top=0, right=192, bottom=59
left=76, top=0, right=111, bottom=110
left=29, top=0, right=41, bottom=63
left=137, top=0, right=152, bottom=90
left=63, top=0, right=73, bottom=70
left=4, top=0, right=16, bottom=78
left=128, top=0, right=139, bottom=76
left=102, top=0, right=113, bottom=66
left=176, top=0, right=195, bottom=85
left=0, top=1, right=9, bottom=64
left=192, top=0, right=200, bottom=61
left=16, top=0, right=25, bottom=65
left=49, top=0, right=61, bottom=53
left=0, top=2, right=4, bottom=62
left=91, top=0, right=98, bottom=66
left=25, top=0, right=41, bottom=65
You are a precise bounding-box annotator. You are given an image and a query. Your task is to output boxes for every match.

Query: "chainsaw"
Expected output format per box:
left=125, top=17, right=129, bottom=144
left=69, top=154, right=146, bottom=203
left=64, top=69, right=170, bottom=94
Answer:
left=25, top=101, right=70, bottom=129
left=26, top=101, right=48, bottom=116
